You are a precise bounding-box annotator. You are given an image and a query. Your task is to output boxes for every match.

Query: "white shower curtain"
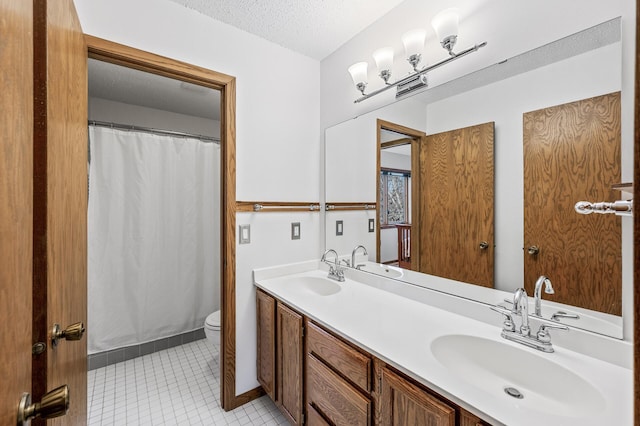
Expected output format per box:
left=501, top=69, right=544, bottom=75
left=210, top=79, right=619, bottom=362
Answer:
left=88, top=126, right=220, bottom=354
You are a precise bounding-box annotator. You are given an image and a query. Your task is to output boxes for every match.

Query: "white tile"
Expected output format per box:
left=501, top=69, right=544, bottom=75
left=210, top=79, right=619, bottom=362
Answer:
left=88, top=339, right=286, bottom=425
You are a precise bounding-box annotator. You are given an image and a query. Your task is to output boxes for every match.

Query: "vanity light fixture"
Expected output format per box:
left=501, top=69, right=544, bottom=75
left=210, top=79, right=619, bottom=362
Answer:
left=348, top=61, right=369, bottom=96
left=432, top=8, right=459, bottom=56
left=401, top=29, right=427, bottom=72
left=348, top=9, right=486, bottom=103
left=372, top=47, right=394, bottom=84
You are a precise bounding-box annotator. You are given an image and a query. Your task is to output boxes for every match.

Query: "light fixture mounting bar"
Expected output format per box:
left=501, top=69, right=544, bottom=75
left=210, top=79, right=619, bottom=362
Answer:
left=354, top=41, right=487, bottom=103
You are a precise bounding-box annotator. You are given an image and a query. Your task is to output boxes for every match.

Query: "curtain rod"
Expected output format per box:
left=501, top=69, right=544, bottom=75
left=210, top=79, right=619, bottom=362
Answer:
left=88, top=120, right=220, bottom=144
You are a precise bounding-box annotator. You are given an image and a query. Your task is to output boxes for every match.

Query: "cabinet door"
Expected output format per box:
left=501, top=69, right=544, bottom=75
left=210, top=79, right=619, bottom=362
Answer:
left=379, top=367, right=455, bottom=426
left=256, top=290, right=276, bottom=399
left=277, top=302, right=304, bottom=424
left=460, top=409, right=492, bottom=426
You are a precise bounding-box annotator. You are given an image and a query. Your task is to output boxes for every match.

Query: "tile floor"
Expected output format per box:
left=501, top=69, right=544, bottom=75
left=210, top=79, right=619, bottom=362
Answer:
left=88, top=338, right=288, bottom=425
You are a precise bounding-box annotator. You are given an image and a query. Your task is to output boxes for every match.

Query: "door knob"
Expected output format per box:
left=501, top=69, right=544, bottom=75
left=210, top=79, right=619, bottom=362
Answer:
left=51, top=322, right=85, bottom=347
left=527, top=245, right=540, bottom=255
left=479, top=241, right=489, bottom=250
left=17, top=385, right=69, bottom=425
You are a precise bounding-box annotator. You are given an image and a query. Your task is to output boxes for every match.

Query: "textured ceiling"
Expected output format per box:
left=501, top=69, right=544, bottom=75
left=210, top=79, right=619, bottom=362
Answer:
left=168, top=0, right=407, bottom=60
left=88, top=59, right=221, bottom=121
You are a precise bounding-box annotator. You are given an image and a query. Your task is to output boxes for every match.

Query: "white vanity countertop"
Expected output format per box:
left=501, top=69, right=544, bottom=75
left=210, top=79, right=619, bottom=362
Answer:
left=254, top=265, right=632, bottom=426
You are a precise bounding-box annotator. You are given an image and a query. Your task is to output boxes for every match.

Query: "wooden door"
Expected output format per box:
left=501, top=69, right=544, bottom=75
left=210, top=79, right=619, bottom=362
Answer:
left=256, top=290, right=276, bottom=399
left=276, top=302, right=304, bottom=425
left=415, top=122, right=495, bottom=287
left=0, top=0, right=34, bottom=424
left=523, top=93, right=621, bottom=316
left=378, top=367, right=455, bottom=426
left=32, top=0, right=88, bottom=424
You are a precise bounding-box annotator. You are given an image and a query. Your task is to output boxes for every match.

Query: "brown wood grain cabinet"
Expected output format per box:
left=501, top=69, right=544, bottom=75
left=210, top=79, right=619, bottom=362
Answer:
left=277, top=301, right=304, bottom=424
left=256, top=289, right=304, bottom=424
left=256, top=289, right=494, bottom=426
left=306, top=403, right=331, bottom=426
left=459, top=410, right=492, bottom=426
left=378, top=364, right=455, bottom=426
left=306, top=320, right=372, bottom=394
left=307, top=353, right=371, bottom=425
left=256, top=289, right=276, bottom=399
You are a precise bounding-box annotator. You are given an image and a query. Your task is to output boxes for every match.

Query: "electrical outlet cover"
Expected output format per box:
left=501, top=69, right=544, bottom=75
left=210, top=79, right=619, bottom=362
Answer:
left=291, top=222, right=301, bottom=240
left=239, top=224, right=250, bottom=244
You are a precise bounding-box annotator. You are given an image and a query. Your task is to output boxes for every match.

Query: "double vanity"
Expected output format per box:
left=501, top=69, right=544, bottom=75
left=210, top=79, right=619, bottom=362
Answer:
left=254, top=257, right=631, bottom=426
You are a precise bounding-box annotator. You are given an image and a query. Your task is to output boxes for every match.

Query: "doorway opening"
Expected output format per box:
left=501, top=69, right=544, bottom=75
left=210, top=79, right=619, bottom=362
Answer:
left=86, top=36, right=241, bottom=410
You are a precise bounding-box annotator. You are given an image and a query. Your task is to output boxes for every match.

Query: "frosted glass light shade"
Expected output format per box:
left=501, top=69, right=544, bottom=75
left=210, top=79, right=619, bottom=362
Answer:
left=348, top=61, right=369, bottom=86
left=372, top=47, right=394, bottom=73
left=401, top=29, right=426, bottom=57
left=432, top=9, right=459, bottom=44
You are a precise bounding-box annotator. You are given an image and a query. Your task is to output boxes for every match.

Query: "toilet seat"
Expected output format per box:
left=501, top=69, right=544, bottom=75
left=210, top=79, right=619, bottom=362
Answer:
left=205, top=310, right=220, bottom=331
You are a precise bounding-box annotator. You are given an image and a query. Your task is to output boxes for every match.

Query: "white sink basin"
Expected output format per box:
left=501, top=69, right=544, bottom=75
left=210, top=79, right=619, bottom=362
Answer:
left=280, top=276, right=341, bottom=296
left=430, top=334, right=606, bottom=417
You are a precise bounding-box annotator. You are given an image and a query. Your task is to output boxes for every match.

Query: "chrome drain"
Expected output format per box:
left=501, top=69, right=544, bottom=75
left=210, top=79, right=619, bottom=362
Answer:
left=504, top=387, right=524, bottom=399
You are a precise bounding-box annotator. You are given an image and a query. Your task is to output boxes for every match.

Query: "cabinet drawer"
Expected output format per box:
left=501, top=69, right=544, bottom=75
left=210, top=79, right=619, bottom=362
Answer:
left=307, top=354, right=371, bottom=426
left=307, top=404, right=331, bottom=426
left=307, top=320, right=372, bottom=393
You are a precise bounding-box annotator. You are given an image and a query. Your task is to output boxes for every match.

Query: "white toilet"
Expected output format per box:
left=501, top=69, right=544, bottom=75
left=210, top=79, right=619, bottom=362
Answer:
left=204, top=310, right=221, bottom=346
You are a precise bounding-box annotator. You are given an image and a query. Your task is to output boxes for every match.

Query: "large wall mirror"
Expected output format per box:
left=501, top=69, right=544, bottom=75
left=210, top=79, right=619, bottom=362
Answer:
left=324, top=17, right=629, bottom=339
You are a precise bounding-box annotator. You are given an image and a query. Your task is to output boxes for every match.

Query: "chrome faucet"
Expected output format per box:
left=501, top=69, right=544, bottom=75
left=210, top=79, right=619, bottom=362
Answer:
left=533, top=275, right=554, bottom=317
left=351, top=245, right=368, bottom=270
left=321, top=249, right=345, bottom=282
left=490, top=287, right=568, bottom=353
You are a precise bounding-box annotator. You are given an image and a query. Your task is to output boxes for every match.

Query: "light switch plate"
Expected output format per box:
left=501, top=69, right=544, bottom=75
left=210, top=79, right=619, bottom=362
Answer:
left=239, top=224, right=250, bottom=244
left=336, top=220, right=343, bottom=236
left=368, top=219, right=375, bottom=233
left=291, top=222, right=301, bottom=240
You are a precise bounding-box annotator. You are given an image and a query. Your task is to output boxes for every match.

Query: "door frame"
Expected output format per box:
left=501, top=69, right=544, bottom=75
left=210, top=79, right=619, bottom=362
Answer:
left=375, top=119, right=424, bottom=266
left=85, top=36, right=246, bottom=410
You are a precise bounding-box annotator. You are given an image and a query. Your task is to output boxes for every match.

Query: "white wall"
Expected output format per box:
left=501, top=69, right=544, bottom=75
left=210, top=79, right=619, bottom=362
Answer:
left=325, top=210, right=377, bottom=260
left=89, top=97, right=220, bottom=137
left=75, top=0, right=321, bottom=395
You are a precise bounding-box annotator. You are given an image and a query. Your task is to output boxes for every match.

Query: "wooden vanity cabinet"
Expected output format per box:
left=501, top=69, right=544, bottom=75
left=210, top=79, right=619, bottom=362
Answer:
left=256, top=289, right=304, bottom=425
left=306, top=319, right=373, bottom=425
left=256, top=289, right=493, bottom=426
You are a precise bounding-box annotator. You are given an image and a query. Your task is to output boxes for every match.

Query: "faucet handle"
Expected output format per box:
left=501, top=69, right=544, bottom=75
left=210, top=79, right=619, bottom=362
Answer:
left=536, top=322, right=569, bottom=343
left=490, top=305, right=516, bottom=332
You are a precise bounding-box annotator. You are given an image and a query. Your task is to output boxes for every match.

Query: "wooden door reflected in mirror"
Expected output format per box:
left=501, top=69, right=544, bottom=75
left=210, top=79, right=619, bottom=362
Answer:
left=524, top=92, right=621, bottom=315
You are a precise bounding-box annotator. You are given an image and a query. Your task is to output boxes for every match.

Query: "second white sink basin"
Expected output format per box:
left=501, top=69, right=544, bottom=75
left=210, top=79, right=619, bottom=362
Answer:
left=280, top=276, right=341, bottom=296
left=430, top=334, right=606, bottom=417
